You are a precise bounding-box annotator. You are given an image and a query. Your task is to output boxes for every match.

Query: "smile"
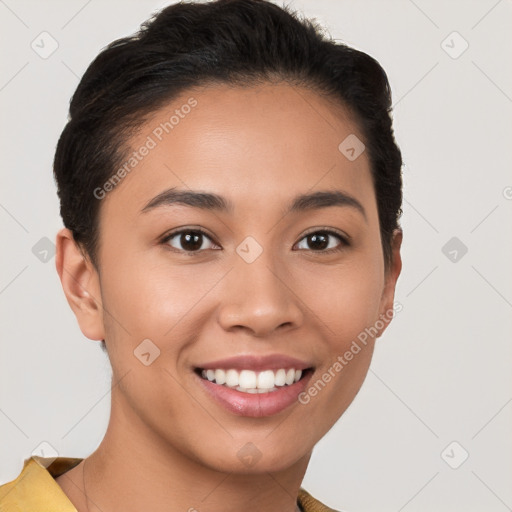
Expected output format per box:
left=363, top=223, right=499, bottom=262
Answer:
left=199, top=368, right=303, bottom=394
left=195, top=363, right=314, bottom=417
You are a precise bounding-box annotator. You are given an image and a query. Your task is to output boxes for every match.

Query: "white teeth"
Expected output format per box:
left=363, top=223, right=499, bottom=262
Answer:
left=274, top=369, right=286, bottom=386
left=200, top=367, right=305, bottom=393
left=257, top=370, right=275, bottom=389
left=225, top=369, right=239, bottom=388
left=285, top=369, right=295, bottom=385
left=239, top=369, right=257, bottom=389
left=214, top=369, right=226, bottom=385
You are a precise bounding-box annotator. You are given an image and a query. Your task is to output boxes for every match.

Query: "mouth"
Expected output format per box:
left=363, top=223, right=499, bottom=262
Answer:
left=195, top=367, right=310, bottom=393
left=193, top=363, right=315, bottom=418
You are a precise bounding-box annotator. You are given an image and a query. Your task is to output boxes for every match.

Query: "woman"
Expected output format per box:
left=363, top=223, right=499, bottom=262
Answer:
left=0, top=0, right=403, bottom=510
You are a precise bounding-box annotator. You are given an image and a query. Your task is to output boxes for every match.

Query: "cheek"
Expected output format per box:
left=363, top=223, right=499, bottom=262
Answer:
left=294, top=256, right=384, bottom=347
left=98, top=255, right=199, bottom=430
left=100, top=252, right=214, bottom=339
left=294, top=260, right=383, bottom=435
left=98, top=251, right=227, bottom=390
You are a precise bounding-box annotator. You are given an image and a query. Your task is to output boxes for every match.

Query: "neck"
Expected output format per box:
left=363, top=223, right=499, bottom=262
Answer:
left=82, top=391, right=310, bottom=512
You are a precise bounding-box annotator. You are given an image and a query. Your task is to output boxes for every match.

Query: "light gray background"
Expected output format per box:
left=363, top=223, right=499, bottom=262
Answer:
left=1, top=1, right=511, bottom=511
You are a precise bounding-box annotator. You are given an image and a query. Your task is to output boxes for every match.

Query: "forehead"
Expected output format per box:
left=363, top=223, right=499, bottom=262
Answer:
left=100, top=82, right=373, bottom=220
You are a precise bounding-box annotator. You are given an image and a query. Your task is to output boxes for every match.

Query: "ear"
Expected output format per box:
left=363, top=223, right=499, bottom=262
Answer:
left=55, top=228, right=105, bottom=342
left=377, top=228, right=403, bottom=337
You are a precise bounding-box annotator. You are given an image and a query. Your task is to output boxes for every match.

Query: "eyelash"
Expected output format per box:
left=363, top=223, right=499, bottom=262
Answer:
left=160, top=227, right=350, bottom=256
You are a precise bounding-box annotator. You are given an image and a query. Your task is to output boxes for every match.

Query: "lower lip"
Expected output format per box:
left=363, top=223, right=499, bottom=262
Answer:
left=196, top=370, right=313, bottom=418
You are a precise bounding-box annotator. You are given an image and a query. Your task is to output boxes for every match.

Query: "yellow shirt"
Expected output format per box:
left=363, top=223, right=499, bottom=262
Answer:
left=0, top=456, right=340, bottom=512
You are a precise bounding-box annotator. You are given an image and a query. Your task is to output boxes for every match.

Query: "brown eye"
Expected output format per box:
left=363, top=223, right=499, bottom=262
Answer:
left=162, top=229, right=218, bottom=253
left=295, top=230, right=348, bottom=253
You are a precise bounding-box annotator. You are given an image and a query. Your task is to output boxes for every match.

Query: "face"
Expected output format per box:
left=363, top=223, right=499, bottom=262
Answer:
left=58, top=82, right=401, bottom=475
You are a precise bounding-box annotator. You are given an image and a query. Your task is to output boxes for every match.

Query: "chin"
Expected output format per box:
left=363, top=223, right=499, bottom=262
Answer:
left=194, top=436, right=313, bottom=475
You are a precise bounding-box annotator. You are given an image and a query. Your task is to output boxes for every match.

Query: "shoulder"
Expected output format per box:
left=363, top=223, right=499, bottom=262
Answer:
left=298, top=487, right=345, bottom=512
left=0, top=456, right=82, bottom=511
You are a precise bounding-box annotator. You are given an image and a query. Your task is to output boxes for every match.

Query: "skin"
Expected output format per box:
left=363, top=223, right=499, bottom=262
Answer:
left=54, top=81, right=402, bottom=512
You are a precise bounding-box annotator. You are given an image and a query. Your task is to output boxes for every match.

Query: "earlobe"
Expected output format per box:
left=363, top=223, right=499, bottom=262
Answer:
left=55, top=228, right=105, bottom=341
left=377, top=228, right=403, bottom=337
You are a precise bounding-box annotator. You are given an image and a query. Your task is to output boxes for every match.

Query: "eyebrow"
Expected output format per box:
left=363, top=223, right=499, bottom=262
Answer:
left=140, top=187, right=367, bottom=220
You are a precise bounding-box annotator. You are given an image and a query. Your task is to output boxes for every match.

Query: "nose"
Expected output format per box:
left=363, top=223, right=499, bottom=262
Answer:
left=217, top=251, right=304, bottom=338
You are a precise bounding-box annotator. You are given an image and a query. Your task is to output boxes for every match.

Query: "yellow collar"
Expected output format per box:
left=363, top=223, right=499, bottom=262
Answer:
left=0, top=456, right=82, bottom=511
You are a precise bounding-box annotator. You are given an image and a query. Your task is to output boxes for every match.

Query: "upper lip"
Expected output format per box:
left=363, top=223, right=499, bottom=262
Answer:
left=196, top=354, right=313, bottom=372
